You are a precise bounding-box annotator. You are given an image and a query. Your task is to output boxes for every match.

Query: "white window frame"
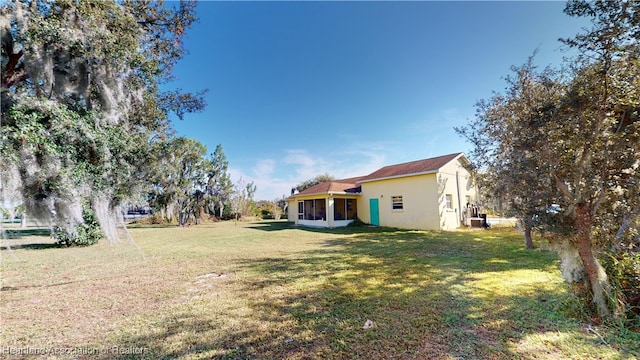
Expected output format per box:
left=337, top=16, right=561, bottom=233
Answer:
left=391, top=195, right=404, bottom=211
left=445, top=194, right=453, bottom=210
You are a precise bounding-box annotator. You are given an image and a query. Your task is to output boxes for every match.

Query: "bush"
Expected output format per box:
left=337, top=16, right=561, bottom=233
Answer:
left=53, top=207, right=102, bottom=247
left=347, top=218, right=368, bottom=227
left=133, top=213, right=174, bottom=225
left=602, top=252, right=640, bottom=329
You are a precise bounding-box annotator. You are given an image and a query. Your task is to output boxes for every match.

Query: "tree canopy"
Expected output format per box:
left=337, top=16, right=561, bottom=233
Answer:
left=147, top=142, right=236, bottom=225
left=457, top=0, right=639, bottom=321
left=0, top=0, right=206, bottom=242
left=294, top=173, right=335, bottom=193
left=207, top=144, right=233, bottom=219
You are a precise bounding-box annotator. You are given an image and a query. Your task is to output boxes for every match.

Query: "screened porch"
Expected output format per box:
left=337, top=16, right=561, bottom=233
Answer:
left=296, top=196, right=358, bottom=228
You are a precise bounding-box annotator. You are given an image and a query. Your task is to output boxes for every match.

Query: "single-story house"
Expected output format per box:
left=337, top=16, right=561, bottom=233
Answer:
left=287, top=152, right=478, bottom=230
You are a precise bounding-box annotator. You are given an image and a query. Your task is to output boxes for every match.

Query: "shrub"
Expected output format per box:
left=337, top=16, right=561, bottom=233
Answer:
left=347, top=217, right=368, bottom=227
left=53, top=207, right=103, bottom=246
left=602, top=252, right=640, bottom=329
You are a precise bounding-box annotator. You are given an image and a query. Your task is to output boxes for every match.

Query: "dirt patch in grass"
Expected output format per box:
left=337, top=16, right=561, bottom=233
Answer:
left=184, top=272, right=232, bottom=301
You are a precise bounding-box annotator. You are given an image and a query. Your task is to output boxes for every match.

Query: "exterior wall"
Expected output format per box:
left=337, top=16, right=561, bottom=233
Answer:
left=287, top=199, right=297, bottom=222
left=436, top=158, right=478, bottom=230
left=358, top=173, right=441, bottom=230
left=358, top=157, right=477, bottom=231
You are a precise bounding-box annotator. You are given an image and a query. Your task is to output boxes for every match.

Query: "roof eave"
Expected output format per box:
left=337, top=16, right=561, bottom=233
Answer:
left=357, top=169, right=439, bottom=184
left=328, top=191, right=361, bottom=196
left=291, top=190, right=361, bottom=198
left=456, top=153, right=472, bottom=167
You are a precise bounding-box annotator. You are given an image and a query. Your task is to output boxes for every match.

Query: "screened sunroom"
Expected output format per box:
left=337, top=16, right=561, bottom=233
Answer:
left=296, top=196, right=358, bottom=228
left=288, top=180, right=361, bottom=228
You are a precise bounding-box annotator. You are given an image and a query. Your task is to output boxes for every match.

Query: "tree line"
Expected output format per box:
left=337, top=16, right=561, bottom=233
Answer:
left=146, top=140, right=258, bottom=226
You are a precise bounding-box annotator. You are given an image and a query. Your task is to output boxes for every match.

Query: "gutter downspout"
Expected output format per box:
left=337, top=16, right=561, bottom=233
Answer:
left=456, top=171, right=463, bottom=223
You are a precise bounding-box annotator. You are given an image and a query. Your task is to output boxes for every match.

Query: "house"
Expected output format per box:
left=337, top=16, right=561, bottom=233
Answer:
left=287, top=153, right=478, bottom=230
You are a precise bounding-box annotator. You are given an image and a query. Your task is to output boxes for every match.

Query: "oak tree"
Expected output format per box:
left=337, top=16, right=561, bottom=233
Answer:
left=1, top=0, right=206, bottom=242
left=457, top=0, right=639, bottom=319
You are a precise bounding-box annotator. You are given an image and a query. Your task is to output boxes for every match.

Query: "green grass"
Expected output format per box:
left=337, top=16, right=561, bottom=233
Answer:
left=1, top=221, right=638, bottom=359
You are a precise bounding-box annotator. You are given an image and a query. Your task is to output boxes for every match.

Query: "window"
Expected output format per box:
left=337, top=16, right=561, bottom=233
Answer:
left=297, top=201, right=304, bottom=220
left=346, top=199, right=356, bottom=219
left=445, top=194, right=453, bottom=209
left=334, top=198, right=357, bottom=220
left=391, top=196, right=403, bottom=210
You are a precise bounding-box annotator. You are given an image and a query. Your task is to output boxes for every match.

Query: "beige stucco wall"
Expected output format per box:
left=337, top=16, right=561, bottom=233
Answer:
left=358, top=157, right=477, bottom=231
left=358, top=173, right=442, bottom=230
left=434, top=157, right=478, bottom=230
left=287, top=199, right=297, bottom=222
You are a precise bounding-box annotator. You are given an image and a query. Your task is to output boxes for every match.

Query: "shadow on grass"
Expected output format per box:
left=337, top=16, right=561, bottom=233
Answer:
left=0, top=280, right=80, bottom=291
left=243, top=220, right=388, bottom=234
left=0, top=243, right=60, bottom=251
left=125, top=223, right=184, bottom=229
left=105, top=228, right=623, bottom=359
left=1, top=227, right=51, bottom=238
left=245, top=220, right=295, bottom=231
left=1, top=227, right=59, bottom=250
left=248, top=220, right=421, bottom=237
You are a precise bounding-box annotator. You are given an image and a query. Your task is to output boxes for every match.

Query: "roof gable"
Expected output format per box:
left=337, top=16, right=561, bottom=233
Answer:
left=289, top=153, right=468, bottom=198
left=294, top=180, right=361, bottom=197
left=358, top=153, right=463, bottom=183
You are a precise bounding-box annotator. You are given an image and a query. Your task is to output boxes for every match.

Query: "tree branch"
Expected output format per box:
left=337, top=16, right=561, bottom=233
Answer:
left=1, top=42, right=28, bottom=89
left=554, top=174, right=573, bottom=201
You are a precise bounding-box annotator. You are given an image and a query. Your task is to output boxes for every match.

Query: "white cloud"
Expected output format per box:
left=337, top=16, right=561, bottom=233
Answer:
left=230, top=158, right=298, bottom=201
left=283, top=149, right=332, bottom=180
left=228, top=167, right=247, bottom=188
left=237, top=141, right=447, bottom=201
left=331, top=148, right=387, bottom=179
left=283, top=149, right=315, bottom=167
left=253, top=159, right=275, bottom=178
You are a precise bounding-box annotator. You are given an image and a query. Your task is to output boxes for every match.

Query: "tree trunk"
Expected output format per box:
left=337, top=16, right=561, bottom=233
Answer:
left=518, top=218, right=535, bottom=249
left=524, top=223, right=534, bottom=249
left=218, top=201, right=224, bottom=219
left=575, top=203, right=612, bottom=319
left=179, top=211, right=189, bottom=227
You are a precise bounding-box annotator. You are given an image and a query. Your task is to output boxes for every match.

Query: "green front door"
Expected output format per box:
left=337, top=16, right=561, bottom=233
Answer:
left=369, top=198, right=380, bottom=226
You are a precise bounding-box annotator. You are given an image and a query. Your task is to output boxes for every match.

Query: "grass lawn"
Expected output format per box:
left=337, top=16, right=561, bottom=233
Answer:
left=1, top=221, right=638, bottom=359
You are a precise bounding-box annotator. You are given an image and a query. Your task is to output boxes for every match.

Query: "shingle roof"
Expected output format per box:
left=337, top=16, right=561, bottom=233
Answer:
left=289, top=153, right=465, bottom=198
left=358, top=153, right=463, bottom=183
left=295, top=180, right=361, bottom=197
left=335, top=175, right=368, bottom=184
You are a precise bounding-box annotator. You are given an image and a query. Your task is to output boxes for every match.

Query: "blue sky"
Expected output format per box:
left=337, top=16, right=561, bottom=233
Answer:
left=167, top=1, right=587, bottom=201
